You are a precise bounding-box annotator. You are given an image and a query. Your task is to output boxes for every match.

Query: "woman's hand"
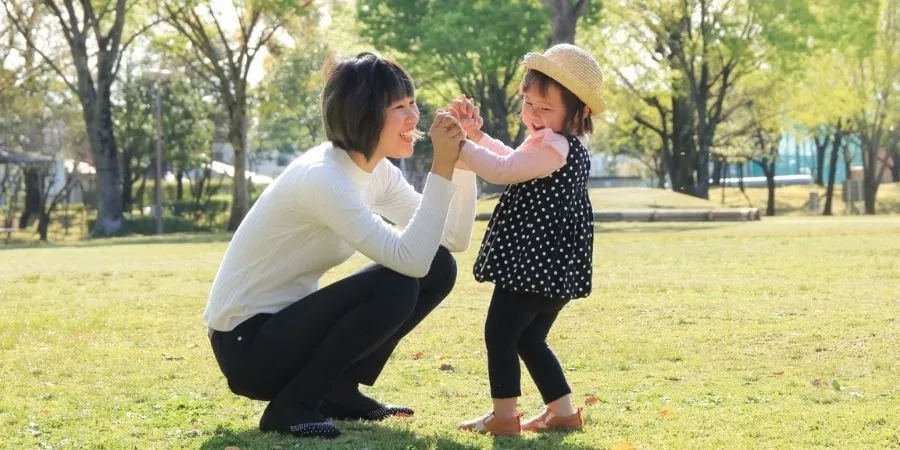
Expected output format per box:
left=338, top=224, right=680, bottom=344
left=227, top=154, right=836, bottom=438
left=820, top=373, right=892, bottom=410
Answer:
left=429, top=110, right=466, bottom=180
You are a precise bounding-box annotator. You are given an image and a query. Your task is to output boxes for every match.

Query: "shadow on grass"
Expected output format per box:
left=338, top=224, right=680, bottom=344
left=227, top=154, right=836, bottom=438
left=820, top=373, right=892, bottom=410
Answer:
left=1, top=232, right=233, bottom=250
left=200, top=422, right=599, bottom=450
left=594, top=222, right=734, bottom=234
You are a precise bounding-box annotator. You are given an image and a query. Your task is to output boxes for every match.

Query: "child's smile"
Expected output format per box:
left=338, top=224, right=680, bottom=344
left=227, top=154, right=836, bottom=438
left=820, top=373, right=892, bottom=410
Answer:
left=521, top=84, right=568, bottom=135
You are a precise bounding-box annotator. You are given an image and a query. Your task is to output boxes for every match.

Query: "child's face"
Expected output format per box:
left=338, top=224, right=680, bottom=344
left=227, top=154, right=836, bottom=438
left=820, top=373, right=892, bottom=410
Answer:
left=521, top=84, right=567, bottom=135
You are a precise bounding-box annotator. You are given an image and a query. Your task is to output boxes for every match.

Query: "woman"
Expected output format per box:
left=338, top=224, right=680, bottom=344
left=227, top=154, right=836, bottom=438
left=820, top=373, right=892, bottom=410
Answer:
left=203, top=52, right=477, bottom=439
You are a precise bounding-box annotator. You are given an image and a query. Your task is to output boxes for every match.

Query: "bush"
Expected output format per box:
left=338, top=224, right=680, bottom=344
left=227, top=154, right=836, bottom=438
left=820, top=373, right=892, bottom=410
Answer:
left=88, top=215, right=210, bottom=235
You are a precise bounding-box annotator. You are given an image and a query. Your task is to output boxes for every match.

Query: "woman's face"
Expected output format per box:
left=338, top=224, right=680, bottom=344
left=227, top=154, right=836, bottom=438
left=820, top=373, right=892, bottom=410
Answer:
left=521, top=84, right=567, bottom=135
left=374, top=96, right=420, bottom=159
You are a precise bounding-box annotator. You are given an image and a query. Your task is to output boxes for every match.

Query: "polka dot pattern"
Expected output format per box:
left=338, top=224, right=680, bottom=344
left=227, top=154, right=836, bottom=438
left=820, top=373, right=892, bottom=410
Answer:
left=362, top=404, right=414, bottom=421
left=474, top=136, right=594, bottom=300
left=288, top=421, right=341, bottom=439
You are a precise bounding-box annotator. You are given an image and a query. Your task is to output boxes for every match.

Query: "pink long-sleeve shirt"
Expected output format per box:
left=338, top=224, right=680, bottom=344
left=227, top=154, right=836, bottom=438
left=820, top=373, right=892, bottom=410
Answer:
left=459, top=128, right=571, bottom=184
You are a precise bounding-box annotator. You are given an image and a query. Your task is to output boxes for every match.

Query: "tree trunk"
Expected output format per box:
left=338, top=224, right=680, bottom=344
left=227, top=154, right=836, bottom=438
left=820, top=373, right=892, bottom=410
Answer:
left=711, top=158, right=723, bottom=185
left=764, top=161, right=776, bottom=217
left=121, top=148, right=135, bottom=213
left=823, top=121, right=843, bottom=216
left=891, top=150, right=900, bottom=182
left=38, top=211, right=50, bottom=241
left=86, top=95, right=127, bottom=237
left=656, top=158, right=667, bottom=189
left=861, top=134, right=885, bottom=215
left=695, top=129, right=712, bottom=199
left=814, top=136, right=828, bottom=186
left=669, top=95, right=695, bottom=196
left=226, top=107, right=250, bottom=231
left=176, top=168, right=184, bottom=201
left=483, top=81, right=514, bottom=145
left=18, top=168, right=41, bottom=229
left=136, top=173, right=147, bottom=215
left=545, top=0, right=589, bottom=46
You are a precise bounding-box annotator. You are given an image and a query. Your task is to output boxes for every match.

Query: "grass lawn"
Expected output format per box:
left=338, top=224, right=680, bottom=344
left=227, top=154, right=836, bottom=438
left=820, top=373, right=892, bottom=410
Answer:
left=1, top=217, right=899, bottom=449
left=474, top=182, right=900, bottom=217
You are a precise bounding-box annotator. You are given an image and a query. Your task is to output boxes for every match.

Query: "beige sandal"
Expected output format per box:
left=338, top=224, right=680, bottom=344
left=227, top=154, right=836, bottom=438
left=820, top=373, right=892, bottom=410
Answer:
left=522, top=407, right=584, bottom=432
left=459, top=411, right=522, bottom=436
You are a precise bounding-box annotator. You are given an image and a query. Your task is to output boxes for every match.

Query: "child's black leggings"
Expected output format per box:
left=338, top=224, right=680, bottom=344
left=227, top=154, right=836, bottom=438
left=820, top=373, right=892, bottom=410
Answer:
left=485, top=285, right=571, bottom=403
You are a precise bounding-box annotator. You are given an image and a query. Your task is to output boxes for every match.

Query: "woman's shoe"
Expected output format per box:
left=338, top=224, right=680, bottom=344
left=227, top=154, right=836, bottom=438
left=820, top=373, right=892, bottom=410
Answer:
left=521, top=407, right=584, bottom=432
left=259, top=401, right=341, bottom=439
left=459, top=411, right=522, bottom=436
left=319, top=398, right=414, bottom=421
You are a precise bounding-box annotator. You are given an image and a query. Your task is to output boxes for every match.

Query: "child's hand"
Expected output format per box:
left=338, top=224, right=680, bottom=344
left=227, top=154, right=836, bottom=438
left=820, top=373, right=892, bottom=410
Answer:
left=449, top=96, right=484, bottom=142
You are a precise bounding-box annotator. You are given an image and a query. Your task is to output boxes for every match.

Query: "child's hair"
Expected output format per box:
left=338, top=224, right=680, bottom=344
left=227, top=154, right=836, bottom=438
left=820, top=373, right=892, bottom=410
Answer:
left=320, top=52, right=415, bottom=160
left=521, top=69, right=593, bottom=136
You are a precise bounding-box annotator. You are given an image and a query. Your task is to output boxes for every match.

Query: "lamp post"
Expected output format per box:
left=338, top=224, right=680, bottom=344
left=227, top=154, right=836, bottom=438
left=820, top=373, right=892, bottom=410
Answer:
left=144, top=69, right=172, bottom=235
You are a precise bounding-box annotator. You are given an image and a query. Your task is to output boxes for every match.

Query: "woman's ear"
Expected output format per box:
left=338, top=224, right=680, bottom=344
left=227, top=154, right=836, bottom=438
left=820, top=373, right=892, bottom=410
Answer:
left=584, top=106, right=592, bottom=117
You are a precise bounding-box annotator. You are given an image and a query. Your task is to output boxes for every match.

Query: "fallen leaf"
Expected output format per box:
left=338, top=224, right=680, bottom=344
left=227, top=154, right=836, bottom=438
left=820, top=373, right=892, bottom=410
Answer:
left=412, top=351, right=424, bottom=360
left=612, top=442, right=636, bottom=450
left=812, top=378, right=825, bottom=387
left=657, top=409, right=675, bottom=419
left=439, top=363, right=454, bottom=372
left=163, top=354, right=184, bottom=361
left=773, top=370, right=784, bottom=376
left=585, top=396, right=599, bottom=406
left=832, top=379, right=841, bottom=391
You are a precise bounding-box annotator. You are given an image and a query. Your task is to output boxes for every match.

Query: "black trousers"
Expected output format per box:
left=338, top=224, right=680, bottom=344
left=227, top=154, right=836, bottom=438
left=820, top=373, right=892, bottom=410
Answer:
left=210, top=247, right=457, bottom=409
left=485, top=286, right=571, bottom=403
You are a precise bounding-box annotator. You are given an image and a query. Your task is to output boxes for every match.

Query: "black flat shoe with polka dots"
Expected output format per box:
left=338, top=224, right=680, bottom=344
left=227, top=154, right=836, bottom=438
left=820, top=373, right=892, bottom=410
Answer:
left=319, top=398, right=414, bottom=421
left=259, top=401, right=341, bottom=439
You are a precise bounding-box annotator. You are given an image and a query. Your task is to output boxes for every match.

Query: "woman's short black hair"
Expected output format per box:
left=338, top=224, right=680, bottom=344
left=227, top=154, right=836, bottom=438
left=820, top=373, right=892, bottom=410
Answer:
left=521, top=69, right=593, bottom=136
left=320, top=52, right=415, bottom=160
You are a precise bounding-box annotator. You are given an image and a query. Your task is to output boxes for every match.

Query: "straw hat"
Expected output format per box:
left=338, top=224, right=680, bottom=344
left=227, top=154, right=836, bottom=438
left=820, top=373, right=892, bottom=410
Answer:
left=522, top=44, right=606, bottom=116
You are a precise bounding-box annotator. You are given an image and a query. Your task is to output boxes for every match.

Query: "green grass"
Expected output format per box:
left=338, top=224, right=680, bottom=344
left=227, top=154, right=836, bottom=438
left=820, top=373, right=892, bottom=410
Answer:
left=717, top=182, right=900, bottom=216
left=476, top=187, right=725, bottom=215
left=477, top=182, right=900, bottom=216
left=2, top=218, right=899, bottom=449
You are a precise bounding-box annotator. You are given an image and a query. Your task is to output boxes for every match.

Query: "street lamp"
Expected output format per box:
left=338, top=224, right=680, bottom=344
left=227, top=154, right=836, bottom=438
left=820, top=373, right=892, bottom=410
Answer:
left=143, top=69, right=172, bottom=235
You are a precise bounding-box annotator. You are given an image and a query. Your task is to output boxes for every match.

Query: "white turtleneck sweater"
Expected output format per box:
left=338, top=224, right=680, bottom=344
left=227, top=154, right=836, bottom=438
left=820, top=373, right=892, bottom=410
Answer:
left=204, top=142, right=478, bottom=332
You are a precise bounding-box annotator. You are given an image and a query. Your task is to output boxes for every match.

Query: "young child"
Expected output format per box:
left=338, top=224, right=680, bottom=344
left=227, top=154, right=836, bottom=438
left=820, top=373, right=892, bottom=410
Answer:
left=452, top=44, right=605, bottom=436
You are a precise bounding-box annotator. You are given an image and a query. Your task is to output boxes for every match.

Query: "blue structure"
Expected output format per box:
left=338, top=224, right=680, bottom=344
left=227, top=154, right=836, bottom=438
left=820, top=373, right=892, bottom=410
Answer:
left=723, top=132, right=863, bottom=184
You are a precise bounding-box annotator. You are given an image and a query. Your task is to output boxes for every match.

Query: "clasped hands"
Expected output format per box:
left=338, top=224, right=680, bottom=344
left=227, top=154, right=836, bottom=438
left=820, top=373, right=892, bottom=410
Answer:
left=429, top=96, right=484, bottom=167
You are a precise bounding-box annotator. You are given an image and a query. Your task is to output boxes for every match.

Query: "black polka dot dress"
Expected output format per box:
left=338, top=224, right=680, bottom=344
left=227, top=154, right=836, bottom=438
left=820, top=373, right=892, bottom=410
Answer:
left=473, top=135, right=594, bottom=300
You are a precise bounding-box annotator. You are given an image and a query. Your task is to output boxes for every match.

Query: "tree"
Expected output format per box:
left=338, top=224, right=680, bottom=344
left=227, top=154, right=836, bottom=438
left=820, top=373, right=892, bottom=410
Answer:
left=254, top=40, right=328, bottom=156
left=853, top=0, right=898, bottom=214
left=358, top=0, right=550, bottom=147
left=2, top=0, right=158, bottom=237
left=716, top=74, right=787, bottom=217
left=163, top=0, right=314, bottom=231
left=543, top=0, right=590, bottom=46
left=592, top=78, right=669, bottom=188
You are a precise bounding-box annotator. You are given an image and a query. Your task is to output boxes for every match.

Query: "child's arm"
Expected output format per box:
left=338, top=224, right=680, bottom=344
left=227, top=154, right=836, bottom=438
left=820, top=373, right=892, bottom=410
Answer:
left=472, top=133, right=514, bottom=156
left=460, top=132, right=569, bottom=185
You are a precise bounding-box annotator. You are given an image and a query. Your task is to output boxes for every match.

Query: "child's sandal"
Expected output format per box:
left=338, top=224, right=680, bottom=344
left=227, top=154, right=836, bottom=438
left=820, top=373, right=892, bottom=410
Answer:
left=522, top=407, right=584, bottom=432
left=459, top=411, right=522, bottom=436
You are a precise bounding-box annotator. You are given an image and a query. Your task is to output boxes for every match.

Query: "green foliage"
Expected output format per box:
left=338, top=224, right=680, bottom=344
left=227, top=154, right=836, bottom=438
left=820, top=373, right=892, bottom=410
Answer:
left=357, top=0, right=551, bottom=143
left=87, top=215, right=210, bottom=235
left=254, top=41, right=329, bottom=154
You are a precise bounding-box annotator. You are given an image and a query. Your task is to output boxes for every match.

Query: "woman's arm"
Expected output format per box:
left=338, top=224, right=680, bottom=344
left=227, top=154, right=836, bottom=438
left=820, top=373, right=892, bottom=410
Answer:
left=374, top=164, right=477, bottom=252
left=305, top=170, right=456, bottom=278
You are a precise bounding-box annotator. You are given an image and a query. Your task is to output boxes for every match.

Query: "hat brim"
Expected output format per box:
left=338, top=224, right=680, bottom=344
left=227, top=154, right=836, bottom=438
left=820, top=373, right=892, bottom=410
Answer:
left=523, top=53, right=607, bottom=116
